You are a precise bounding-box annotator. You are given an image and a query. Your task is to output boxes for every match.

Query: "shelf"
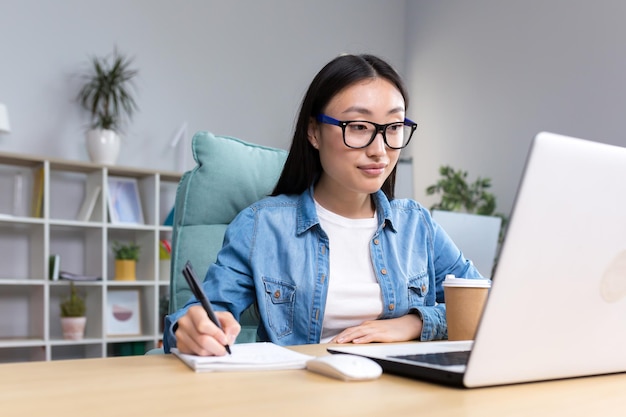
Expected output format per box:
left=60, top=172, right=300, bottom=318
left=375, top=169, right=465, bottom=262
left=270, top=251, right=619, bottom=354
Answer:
left=0, top=151, right=181, bottom=362
left=0, top=338, right=46, bottom=348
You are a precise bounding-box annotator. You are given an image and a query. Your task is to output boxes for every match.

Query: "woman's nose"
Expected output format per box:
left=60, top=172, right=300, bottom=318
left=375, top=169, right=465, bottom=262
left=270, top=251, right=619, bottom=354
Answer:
left=366, top=130, right=387, bottom=155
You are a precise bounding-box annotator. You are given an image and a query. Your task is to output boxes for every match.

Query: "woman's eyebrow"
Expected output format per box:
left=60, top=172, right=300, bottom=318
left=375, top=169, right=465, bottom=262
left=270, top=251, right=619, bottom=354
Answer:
left=341, top=106, right=405, bottom=116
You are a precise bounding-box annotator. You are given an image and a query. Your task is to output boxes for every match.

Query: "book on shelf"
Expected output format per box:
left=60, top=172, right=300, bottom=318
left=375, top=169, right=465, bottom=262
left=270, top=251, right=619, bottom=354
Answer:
left=30, top=167, right=44, bottom=218
left=49, top=254, right=60, bottom=281
left=13, top=171, right=24, bottom=216
left=76, top=185, right=102, bottom=221
left=59, top=270, right=101, bottom=281
left=111, top=341, right=147, bottom=357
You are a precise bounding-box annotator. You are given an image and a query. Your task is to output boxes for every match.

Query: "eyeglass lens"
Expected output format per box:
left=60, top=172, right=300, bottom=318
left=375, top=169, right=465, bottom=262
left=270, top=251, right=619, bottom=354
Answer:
left=343, top=121, right=413, bottom=149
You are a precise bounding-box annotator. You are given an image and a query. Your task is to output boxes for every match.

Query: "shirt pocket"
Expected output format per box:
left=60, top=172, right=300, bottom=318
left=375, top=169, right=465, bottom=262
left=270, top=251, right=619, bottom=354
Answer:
left=262, top=277, right=296, bottom=338
left=408, top=271, right=429, bottom=306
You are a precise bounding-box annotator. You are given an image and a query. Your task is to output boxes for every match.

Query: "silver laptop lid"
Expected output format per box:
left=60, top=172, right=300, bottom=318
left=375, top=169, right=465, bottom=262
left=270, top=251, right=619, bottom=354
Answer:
left=329, top=132, right=626, bottom=388
left=465, top=131, right=626, bottom=387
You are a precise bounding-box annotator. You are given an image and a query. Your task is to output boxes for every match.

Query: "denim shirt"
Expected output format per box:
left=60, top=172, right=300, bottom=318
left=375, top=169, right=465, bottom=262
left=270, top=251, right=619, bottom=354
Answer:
left=163, top=186, right=483, bottom=352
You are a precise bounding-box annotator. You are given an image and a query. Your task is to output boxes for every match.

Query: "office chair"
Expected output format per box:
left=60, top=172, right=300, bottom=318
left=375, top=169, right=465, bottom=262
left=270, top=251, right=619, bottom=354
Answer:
left=167, top=130, right=287, bottom=344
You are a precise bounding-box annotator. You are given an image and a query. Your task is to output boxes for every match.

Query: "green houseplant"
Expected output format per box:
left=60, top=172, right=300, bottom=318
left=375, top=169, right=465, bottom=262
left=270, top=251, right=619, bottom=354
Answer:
left=60, top=282, right=87, bottom=340
left=112, top=241, right=141, bottom=260
left=426, top=165, right=506, bottom=278
left=77, top=48, right=139, bottom=165
left=426, top=165, right=497, bottom=216
left=112, top=241, right=141, bottom=281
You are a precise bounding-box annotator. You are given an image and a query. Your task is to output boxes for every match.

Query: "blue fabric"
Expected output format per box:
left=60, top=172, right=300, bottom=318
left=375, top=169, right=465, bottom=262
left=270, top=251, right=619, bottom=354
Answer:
left=163, top=207, right=174, bottom=226
left=163, top=186, right=483, bottom=352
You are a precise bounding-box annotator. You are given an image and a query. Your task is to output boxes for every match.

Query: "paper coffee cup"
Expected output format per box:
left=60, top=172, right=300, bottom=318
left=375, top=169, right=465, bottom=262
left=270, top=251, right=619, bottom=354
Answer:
left=443, top=275, right=491, bottom=341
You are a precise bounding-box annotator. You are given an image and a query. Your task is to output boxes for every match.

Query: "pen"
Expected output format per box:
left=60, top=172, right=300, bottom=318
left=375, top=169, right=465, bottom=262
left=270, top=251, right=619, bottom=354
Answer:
left=182, top=260, right=232, bottom=354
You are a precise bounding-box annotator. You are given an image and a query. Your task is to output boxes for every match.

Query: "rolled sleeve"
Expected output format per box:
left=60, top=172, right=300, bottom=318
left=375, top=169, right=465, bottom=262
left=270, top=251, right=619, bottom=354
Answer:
left=412, top=304, right=448, bottom=341
left=162, top=301, right=198, bottom=353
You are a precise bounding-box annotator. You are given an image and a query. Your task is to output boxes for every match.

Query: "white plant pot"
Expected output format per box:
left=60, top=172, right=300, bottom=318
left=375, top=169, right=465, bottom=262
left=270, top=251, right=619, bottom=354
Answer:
left=86, top=129, right=121, bottom=165
left=61, top=316, right=87, bottom=340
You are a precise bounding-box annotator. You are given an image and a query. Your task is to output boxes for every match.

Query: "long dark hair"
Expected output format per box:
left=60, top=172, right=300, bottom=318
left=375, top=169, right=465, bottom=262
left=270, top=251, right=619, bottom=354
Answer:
left=271, top=54, right=410, bottom=199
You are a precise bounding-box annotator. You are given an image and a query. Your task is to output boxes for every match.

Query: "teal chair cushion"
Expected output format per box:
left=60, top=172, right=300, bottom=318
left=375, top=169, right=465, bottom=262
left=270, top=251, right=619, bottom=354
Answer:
left=169, top=131, right=288, bottom=343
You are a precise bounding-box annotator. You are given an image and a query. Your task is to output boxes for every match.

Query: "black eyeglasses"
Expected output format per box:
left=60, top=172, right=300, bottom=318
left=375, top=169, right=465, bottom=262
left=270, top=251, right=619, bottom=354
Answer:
left=316, top=114, right=417, bottom=149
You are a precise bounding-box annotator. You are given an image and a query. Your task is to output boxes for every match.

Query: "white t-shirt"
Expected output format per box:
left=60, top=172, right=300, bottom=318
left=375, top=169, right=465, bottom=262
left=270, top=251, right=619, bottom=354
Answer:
left=315, top=201, right=383, bottom=343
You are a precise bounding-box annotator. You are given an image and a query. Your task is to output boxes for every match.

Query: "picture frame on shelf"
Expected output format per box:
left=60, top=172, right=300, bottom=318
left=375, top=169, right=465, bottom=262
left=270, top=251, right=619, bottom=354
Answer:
left=76, top=185, right=102, bottom=221
left=106, top=290, right=142, bottom=336
left=107, top=177, right=144, bottom=224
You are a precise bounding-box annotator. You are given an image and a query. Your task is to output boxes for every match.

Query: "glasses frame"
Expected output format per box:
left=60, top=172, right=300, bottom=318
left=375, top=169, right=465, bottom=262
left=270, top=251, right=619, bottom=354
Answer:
left=316, top=114, right=417, bottom=150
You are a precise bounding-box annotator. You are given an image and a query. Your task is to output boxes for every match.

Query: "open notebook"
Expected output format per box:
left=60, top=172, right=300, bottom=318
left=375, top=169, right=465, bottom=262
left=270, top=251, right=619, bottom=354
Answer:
left=172, top=342, right=314, bottom=372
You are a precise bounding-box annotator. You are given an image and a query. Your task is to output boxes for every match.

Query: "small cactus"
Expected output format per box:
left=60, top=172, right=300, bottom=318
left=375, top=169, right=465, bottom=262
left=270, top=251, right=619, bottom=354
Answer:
left=60, top=282, right=86, bottom=317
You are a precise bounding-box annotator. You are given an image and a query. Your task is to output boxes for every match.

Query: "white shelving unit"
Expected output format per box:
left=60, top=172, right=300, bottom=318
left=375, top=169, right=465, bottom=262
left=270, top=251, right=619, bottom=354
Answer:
left=0, top=152, right=181, bottom=362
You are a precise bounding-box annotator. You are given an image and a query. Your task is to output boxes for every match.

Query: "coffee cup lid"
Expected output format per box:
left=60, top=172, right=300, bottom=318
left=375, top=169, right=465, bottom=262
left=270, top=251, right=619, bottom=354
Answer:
left=443, top=275, right=492, bottom=288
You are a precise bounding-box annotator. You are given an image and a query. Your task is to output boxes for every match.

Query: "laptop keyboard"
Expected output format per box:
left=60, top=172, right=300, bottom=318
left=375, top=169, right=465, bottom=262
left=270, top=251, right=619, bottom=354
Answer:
left=390, top=350, right=471, bottom=367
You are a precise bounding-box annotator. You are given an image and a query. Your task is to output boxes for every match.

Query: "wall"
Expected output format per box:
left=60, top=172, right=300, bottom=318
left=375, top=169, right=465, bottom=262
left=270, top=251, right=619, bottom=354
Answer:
left=5, top=1, right=623, bottom=215
left=0, top=0, right=406, bottom=172
left=406, top=0, right=626, bottom=216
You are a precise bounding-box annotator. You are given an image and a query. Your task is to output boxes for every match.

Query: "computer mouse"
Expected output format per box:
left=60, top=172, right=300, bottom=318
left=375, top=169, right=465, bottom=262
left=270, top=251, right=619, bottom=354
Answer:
left=306, top=354, right=383, bottom=381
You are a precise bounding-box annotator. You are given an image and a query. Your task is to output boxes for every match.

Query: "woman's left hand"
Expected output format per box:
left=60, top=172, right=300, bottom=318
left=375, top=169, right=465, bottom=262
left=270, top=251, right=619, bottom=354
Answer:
left=329, top=314, right=423, bottom=344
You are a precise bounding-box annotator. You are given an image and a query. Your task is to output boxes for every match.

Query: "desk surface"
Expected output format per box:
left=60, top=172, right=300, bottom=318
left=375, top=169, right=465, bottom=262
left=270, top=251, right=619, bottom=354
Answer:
left=1, top=344, right=624, bottom=417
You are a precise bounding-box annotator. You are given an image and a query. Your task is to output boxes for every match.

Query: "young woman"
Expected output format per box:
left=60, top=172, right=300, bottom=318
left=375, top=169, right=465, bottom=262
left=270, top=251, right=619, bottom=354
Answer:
left=164, top=54, right=483, bottom=356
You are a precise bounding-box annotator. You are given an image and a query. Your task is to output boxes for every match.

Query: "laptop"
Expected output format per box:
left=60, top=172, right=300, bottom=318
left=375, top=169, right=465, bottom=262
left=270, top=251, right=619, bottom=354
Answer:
left=329, top=131, right=626, bottom=388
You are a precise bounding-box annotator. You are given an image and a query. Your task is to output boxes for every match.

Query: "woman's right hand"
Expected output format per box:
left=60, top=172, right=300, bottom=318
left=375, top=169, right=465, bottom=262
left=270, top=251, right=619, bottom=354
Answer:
left=174, top=305, right=241, bottom=356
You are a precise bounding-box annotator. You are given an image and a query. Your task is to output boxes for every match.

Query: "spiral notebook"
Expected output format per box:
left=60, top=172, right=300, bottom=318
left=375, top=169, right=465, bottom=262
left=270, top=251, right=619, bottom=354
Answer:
left=171, top=342, right=314, bottom=372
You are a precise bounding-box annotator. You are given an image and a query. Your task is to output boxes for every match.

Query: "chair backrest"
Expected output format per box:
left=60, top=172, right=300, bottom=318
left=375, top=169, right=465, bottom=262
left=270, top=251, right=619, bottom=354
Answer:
left=169, top=131, right=287, bottom=342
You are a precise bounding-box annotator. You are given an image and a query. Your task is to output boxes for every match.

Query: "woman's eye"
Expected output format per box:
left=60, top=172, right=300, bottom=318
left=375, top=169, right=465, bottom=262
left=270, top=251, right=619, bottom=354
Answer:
left=349, top=123, right=370, bottom=132
left=388, top=124, right=402, bottom=133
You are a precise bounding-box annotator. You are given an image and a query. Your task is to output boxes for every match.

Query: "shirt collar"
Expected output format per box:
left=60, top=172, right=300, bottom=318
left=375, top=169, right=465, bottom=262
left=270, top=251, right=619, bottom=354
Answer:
left=296, top=185, right=397, bottom=235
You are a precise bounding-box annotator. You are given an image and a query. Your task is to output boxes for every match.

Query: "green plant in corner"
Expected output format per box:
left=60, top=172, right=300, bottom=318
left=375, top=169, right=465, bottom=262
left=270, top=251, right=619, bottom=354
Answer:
left=76, top=48, right=139, bottom=132
left=112, top=241, right=141, bottom=261
left=60, top=282, right=86, bottom=317
left=426, top=165, right=508, bottom=243
left=426, top=165, right=498, bottom=216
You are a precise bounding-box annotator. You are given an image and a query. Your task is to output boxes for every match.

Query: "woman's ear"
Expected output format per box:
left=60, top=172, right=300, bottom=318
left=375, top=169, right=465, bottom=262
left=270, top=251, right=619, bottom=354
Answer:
left=307, top=117, right=319, bottom=149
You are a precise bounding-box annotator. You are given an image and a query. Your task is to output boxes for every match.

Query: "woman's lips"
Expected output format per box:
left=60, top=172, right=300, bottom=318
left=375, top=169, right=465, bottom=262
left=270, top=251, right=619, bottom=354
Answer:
left=359, top=163, right=387, bottom=176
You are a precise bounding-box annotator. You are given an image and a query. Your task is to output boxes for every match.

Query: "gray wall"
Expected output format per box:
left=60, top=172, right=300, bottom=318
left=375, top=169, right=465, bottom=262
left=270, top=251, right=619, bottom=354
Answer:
left=406, top=0, right=626, bottom=216
left=0, top=0, right=406, bottom=172
left=3, top=1, right=626, bottom=214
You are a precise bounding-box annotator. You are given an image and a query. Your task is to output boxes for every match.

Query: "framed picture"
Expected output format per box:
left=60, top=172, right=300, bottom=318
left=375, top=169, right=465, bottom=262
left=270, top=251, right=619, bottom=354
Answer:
left=106, top=290, right=142, bottom=336
left=107, top=177, right=144, bottom=224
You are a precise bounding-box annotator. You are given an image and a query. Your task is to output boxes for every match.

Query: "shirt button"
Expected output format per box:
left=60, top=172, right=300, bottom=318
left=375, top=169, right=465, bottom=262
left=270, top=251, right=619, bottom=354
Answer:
left=373, top=239, right=380, bottom=245
left=381, top=268, right=387, bottom=275
left=274, top=290, right=280, bottom=298
left=421, top=285, right=427, bottom=293
left=388, top=303, right=395, bottom=310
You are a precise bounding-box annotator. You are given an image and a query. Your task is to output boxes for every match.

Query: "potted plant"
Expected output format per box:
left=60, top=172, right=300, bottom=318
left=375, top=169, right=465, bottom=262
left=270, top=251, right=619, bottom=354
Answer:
left=426, top=165, right=506, bottom=277
left=112, top=241, right=141, bottom=281
left=60, top=282, right=87, bottom=340
left=76, top=48, right=138, bottom=165
left=426, top=165, right=498, bottom=215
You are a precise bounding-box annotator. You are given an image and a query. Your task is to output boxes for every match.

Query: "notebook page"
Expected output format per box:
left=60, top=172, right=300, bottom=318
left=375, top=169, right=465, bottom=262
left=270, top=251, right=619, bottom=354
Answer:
left=171, top=342, right=315, bottom=372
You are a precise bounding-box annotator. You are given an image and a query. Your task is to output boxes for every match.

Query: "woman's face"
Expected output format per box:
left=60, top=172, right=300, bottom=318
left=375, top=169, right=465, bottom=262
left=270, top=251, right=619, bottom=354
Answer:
left=308, top=77, right=405, bottom=201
